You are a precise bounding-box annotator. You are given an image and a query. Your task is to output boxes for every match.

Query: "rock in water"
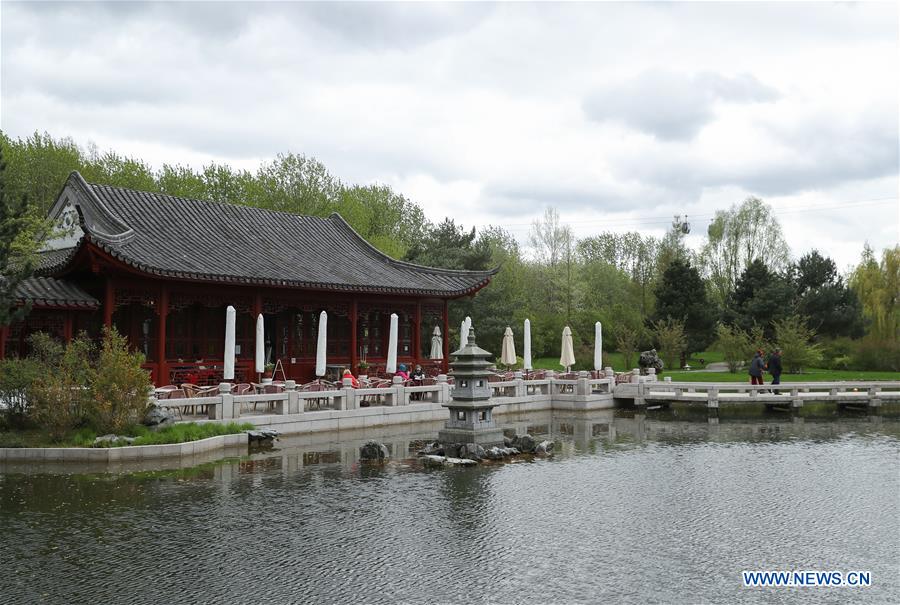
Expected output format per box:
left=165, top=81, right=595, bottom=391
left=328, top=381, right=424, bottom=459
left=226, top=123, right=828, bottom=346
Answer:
left=460, top=443, right=485, bottom=461
left=359, top=440, right=390, bottom=460
left=246, top=429, right=279, bottom=443
left=513, top=434, right=536, bottom=453
left=534, top=440, right=554, bottom=455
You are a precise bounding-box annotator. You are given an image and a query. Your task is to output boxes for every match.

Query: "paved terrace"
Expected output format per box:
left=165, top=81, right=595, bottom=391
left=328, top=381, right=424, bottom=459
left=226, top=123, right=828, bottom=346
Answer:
left=157, top=370, right=898, bottom=436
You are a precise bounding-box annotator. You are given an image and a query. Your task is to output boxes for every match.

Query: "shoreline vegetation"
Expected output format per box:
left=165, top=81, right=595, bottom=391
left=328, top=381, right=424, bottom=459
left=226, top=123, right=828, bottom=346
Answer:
left=0, top=421, right=255, bottom=449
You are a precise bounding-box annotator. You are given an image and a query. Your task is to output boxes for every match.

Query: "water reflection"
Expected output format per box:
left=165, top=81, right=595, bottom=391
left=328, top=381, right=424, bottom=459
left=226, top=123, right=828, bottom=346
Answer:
left=1, top=407, right=898, bottom=604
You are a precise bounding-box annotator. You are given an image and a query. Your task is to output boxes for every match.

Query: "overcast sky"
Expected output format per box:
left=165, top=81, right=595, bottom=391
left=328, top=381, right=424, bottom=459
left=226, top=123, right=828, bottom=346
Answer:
left=2, top=1, right=898, bottom=269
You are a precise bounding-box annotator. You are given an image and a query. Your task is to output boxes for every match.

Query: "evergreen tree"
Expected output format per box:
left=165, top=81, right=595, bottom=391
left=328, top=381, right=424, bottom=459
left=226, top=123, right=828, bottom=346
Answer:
left=726, top=259, right=796, bottom=338
left=0, top=143, right=52, bottom=325
left=651, top=258, right=716, bottom=354
left=793, top=250, right=864, bottom=339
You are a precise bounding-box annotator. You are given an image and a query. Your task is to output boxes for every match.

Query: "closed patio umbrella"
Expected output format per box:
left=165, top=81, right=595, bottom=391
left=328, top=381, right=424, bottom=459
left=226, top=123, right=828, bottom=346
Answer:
left=594, top=321, right=602, bottom=371
left=460, top=320, right=469, bottom=350
left=500, top=326, right=516, bottom=368
left=430, top=326, right=443, bottom=360
left=224, top=305, right=236, bottom=381
left=315, top=311, right=327, bottom=378
left=523, top=318, right=532, bottom=371
left=560, top=326, right=575, bottom=372
left=386, top=313, right=399, bottom=374
left=255, top=314, right=265, bottom=378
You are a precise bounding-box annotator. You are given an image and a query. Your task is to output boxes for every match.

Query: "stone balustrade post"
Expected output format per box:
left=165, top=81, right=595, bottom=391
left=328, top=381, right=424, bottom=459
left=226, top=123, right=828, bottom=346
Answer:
left=576, top=370, right=590, bottom=396
left=791, top=387, right=802, bottom=408
left=707, top=386, right=719, bottom=409
left=284, top=380, right=300, bottom=414
left=436, top=374, right=450, bottom=404
left=868, top=386, right=882, bottom=408
left=513, top=371, right=526, bottom=397
left=391, top=375, right=408, bottom=406
left=634, top=382, right=646, bottom=407
left=342, top=377, right=357, bottom=410
left=212, top=382, right=233, bottom=420
left=647, top=367, right=657, bottom=382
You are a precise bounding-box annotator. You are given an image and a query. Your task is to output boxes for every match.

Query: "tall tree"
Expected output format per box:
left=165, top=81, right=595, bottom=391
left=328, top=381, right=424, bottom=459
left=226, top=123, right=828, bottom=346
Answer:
left=726, top=258, right=796, bottom=338
left=652, top=258, right=717, bottom=354
left=578, top=231, right=658, bottom=316
left=793, top=250, right=864, bottom=339
left=0, top=143, right=52, bottom=325
left=700, top=197, right=790, bottom=305
left=850, top=244, right=900, bottom=342
left=403, top=218, right=491, bottom=271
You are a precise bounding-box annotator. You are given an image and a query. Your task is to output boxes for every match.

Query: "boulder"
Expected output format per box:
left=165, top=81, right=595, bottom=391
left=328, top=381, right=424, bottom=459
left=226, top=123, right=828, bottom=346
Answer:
left=416, top=442, right=441, bottom=456
left=639, top=349, right=664, bottom=375
left=512, top=434, right=536, bottom=453
left=246, top=428, right=279, bottom=443
left=93, top=434, right=137, bottom=447
left=459, top=443, right=485, bottom=461
left=443, top=443, right=463, bottom=458
left=359, top=440, right=390, bottom=461
left=421, top=454, right=478, bottom=468
left=534, top=440, right=554, bottom=455
left=144, top=404, right=176, bottom=426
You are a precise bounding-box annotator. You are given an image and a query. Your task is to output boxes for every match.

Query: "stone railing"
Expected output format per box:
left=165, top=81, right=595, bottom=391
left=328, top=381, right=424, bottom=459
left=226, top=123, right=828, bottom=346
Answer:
left=155, top=372, right=617, bottom=421
left=635, top=380, right=900, bottom=409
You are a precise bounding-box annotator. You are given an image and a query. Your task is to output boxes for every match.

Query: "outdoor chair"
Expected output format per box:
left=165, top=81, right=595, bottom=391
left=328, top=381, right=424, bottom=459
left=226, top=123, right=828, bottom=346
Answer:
left=299, top=381, right=331, bottom=411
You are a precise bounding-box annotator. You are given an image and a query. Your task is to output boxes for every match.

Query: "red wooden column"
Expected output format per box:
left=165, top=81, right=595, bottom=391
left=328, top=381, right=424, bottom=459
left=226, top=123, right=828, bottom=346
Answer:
left=157, top=284, right=169, bottom=386
left=103, top=279, right=115, bottom=328
left=350, top=298, right=358, bottom=374
left=413, top=301, right=422, bottom=365
left=63, top=315, right=74, bottom=343
left=0, top=325, right=7, bottom=360
left=442, top=299, right=450, bottom=373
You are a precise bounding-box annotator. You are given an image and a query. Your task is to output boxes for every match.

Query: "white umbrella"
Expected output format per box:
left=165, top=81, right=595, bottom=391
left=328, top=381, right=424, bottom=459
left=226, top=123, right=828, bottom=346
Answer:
left=315, top=310, right=327, bottom=378
left=460, top=320, right=469, bottom=349
left=255, top=314, right=265, bottom=376
left=594, top=321, right=602, bottom=371
left=224, top=306, right=236, bottom=380
left=523, top=318, right=532, bottom=371
left=430, top=326, right=443, bottom=359
left=386, top=313, right=399, bottom=374
left=560, top=326, right=576, bottom=372
left=500, top=326, right=516, bottom=367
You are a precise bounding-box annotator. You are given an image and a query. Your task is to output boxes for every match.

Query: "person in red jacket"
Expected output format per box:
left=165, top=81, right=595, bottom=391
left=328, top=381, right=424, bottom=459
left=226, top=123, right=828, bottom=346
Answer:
left=341, top=368, right=359, bottom=388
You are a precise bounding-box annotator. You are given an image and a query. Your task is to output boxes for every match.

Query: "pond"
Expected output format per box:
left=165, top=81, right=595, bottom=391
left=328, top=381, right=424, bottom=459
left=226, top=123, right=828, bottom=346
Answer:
left=1, top=407, right=898, bottom=604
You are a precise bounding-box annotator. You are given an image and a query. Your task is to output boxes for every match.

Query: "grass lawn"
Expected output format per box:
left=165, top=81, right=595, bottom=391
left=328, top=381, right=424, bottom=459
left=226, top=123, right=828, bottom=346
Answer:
left=663, top=369, right=900, bottom=383
left=0, top=421, right=254, bottom=449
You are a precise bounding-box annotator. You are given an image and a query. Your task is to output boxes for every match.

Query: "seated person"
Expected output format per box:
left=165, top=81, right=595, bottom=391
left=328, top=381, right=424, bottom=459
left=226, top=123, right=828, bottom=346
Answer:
left=396, top=364, right=410, bottom=381
left=341, top=368, right=359, bottom=388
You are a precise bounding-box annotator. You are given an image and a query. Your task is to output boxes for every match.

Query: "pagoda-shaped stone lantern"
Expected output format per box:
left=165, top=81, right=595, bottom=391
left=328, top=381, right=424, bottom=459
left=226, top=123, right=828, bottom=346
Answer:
left=438, top=328, right=505, bottom=447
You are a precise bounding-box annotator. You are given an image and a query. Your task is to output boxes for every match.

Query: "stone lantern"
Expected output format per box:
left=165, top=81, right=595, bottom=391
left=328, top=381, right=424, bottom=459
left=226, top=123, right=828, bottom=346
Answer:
left=438, top=328, right=505, bottom=447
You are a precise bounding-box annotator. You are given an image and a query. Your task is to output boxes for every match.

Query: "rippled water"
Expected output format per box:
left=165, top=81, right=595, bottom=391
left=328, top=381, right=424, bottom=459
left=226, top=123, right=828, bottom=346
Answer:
left=1, top=408, right=898, bottom=605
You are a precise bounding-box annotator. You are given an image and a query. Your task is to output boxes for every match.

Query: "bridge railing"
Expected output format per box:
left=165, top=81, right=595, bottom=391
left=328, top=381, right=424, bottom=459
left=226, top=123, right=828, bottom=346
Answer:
left=635, top=380, right=900, bottom=409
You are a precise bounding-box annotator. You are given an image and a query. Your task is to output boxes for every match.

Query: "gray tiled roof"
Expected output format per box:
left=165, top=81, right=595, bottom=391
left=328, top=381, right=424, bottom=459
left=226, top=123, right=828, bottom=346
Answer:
left=14, top=276, right=99, bottom=309
left=42, top=172, right=497, bottom=297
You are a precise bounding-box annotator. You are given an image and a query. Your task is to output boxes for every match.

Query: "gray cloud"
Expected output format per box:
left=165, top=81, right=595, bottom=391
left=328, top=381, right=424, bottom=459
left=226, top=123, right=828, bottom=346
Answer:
left=583, top=70, right=780, bottom=140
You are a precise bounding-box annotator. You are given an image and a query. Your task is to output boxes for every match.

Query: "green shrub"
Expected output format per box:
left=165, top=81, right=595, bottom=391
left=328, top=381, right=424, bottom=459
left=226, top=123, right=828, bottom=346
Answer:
left=853, top=336, right=900, bottom=372
left=91, top=328, right=152, bottom=433
left=0, top=358, right=41, bottom=428
left=772, top=315, right=823, bottom=374
left=713, top=323, right=750, bottom=373
left=30, top=336, right=95, bottom=442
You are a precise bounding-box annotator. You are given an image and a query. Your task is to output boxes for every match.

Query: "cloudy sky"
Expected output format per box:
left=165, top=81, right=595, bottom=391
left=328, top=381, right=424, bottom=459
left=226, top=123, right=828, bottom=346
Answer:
left=2, top=1, right=897, bottom=269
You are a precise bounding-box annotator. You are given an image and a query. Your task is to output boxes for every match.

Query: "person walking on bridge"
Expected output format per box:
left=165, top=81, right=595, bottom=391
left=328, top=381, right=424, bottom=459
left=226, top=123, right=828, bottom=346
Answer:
left=768, top=348, right=783, bottom=394
left=749, top=350, right=766, bottom=386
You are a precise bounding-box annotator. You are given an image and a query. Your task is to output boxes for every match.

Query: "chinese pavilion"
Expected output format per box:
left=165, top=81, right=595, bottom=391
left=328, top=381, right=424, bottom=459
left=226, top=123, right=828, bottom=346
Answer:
left=2, top=172, right=497, bottom=385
